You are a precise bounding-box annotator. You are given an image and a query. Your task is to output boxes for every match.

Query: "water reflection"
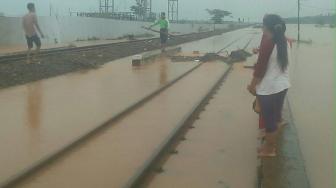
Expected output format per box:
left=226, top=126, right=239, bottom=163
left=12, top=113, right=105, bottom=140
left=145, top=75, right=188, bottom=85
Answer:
left=26, top=82, right=43, bottom=151
left=158, top=56, right=168, bottom=85
left=26, top=82, right=43, bottom=128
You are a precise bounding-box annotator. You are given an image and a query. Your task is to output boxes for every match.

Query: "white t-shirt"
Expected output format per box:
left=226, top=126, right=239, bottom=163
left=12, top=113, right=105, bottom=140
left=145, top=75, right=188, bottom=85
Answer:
left=256, top=44, right=291, bottom=95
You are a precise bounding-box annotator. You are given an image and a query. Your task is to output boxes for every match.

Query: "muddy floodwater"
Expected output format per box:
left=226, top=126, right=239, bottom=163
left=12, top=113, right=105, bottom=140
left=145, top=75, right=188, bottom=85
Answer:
left=0, top=28, right=256, bottom=187
left=286, top=24, right=334, bottom=188
left=0, top=25, right=333, bottom=187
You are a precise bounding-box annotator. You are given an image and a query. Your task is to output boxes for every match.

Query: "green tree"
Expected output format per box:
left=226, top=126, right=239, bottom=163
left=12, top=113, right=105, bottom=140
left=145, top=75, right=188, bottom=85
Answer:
left=206, top=9, right=232, bottom=24
left=130, top=0, right=146, bottom=18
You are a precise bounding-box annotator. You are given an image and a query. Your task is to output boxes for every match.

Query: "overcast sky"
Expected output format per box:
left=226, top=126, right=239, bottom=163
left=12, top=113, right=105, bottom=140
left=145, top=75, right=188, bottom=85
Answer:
left=0, top=0, right=335, bottom=21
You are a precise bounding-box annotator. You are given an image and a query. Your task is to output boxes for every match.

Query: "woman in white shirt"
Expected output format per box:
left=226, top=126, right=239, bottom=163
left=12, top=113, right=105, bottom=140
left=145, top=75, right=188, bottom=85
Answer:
left=248, top=14, right=291, bottom=157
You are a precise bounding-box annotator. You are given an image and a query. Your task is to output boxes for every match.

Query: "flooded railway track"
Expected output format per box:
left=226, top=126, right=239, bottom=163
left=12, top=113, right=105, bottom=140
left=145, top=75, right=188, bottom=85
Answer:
left=126, top=37, right=255, bottom=188
left=1, top=32, right=255, bottom=188
left=0, top=27, right=248, bottom=89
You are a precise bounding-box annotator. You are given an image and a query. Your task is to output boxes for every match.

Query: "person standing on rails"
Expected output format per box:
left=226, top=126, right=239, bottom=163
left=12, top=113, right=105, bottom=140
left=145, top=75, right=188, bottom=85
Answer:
left=247, top=14, right=291, bottom=157
left=22, top=3, right=44, bottom=64
left=149, top=12, right=169, bottom=52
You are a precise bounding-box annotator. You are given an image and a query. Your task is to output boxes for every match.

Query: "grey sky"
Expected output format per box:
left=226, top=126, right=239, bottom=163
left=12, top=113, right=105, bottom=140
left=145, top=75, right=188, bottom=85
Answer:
left=0, top=0, right=334, bottom=21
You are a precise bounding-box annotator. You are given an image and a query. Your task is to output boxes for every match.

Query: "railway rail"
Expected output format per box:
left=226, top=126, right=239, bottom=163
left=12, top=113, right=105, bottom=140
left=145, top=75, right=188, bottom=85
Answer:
left=0, top=28, right=243, bottom=64
left=125, top=36, right=256, bottom=188
left=1, top=30, right=255, bottom=188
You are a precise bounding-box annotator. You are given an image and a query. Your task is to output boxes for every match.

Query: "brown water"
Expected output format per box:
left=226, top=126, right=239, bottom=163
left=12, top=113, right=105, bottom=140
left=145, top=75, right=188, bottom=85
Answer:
left=0, top=26, right=331, bottom=187
left=15, top=63, right=230, bottom=188
left=286, top=24, right=335, bottom=188
left=0, top=54, right=199, bottom=185
left=148, top=63, right=259, bottom=188
left=0, top=28, right=256, bottom=186
left=12, top=31, right=257, bottom=188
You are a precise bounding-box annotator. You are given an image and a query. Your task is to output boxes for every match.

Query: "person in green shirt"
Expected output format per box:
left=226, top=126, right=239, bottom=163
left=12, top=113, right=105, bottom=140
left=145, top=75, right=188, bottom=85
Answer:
left=150, top=12, right=169, bottom=51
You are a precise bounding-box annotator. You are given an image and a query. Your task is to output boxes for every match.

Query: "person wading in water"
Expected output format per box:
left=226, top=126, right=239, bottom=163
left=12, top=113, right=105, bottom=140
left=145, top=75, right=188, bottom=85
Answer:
left=149, top=12, right=169, bottom=52
left=248, top=14, right=291, bottom=157
left=22, top=3, right=44, bottom=64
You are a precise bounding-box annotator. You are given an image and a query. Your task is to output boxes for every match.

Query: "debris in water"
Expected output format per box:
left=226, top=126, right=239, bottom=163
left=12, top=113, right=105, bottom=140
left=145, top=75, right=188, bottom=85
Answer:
left=154, top=167, right=165, bottom=173
left=228, top=49, right=252, bottom=62
left=132, top=55, right=143, bottom=66
left=170, top=56, right=201, bottom=62
left=200, top=53, right=227, bottom=62
left=170, top=49, right=252, bottom=63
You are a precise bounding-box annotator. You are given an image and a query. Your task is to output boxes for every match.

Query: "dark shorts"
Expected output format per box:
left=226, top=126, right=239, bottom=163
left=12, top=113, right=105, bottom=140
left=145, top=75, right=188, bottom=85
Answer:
left=26, top=34, right=41, bottom=49
left=160, top=28, right=168, bottom=44
left=257, top=89, right=288, bottom=133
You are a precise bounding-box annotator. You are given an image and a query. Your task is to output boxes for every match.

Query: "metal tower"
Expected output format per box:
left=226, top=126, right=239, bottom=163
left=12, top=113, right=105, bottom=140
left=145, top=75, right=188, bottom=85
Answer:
left=168, top=0, right=179, bottom=22
left=99, top=0, right=114, bottom=13
left=136, top=0, right=152, bottom=15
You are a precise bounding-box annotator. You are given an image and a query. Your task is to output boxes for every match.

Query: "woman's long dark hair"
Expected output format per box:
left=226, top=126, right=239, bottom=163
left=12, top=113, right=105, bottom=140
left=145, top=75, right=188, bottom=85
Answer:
left=263, top=14, right=288, bottom=71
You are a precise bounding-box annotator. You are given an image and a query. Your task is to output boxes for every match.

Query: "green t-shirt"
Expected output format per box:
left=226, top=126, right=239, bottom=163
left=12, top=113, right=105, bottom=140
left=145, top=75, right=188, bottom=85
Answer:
left=152, top=19, right=169, bottom=29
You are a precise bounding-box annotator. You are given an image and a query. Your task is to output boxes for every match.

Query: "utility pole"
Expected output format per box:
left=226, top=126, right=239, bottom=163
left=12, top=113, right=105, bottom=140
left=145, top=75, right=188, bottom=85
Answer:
left=49, top=3, right=52, bottom=16
left=298, top=0, right=301, bottom=41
